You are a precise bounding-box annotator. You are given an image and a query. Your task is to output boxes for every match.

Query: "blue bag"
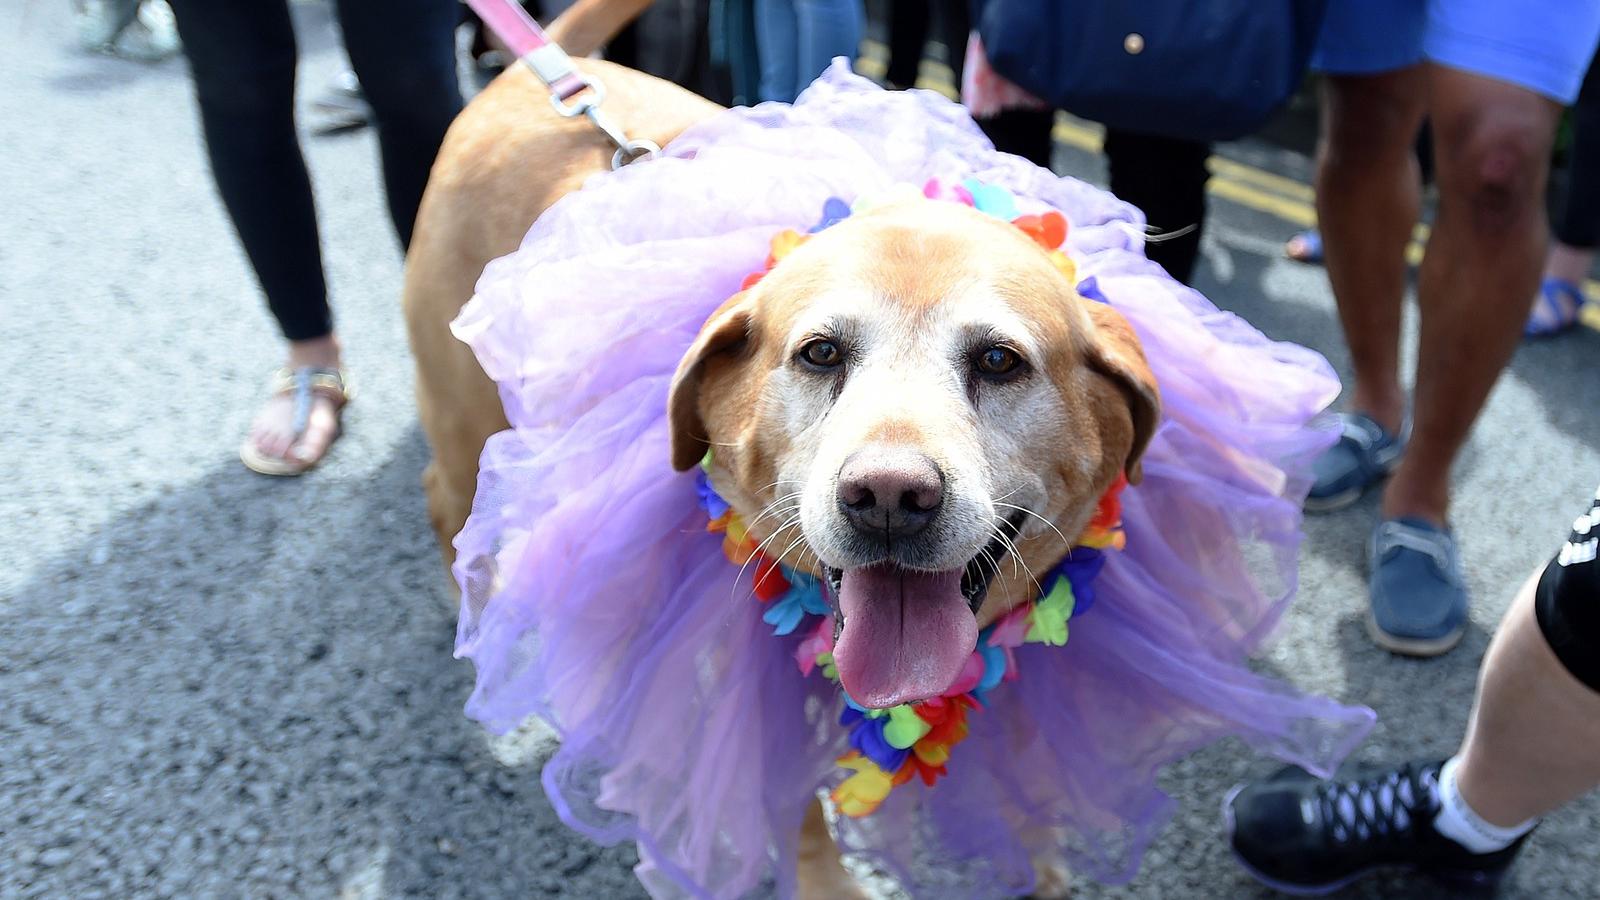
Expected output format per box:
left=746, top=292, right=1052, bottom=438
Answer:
left=976, top=0, right=1329, bottom=141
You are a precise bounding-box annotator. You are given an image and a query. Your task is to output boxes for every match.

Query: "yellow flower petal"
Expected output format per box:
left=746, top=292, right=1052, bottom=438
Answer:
left=769, top=229, right=807, bottom=262
left=1052, top=251, right=1078, bottom=283
left=832, top=754, right=894, bottom=818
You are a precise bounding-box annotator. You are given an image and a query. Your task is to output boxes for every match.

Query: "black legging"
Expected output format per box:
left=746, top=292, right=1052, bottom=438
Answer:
left=886, top=0, right=970, bottom=89
left=978, top=109, right=1211, bottom=286
left=167, top=0, right=462, bottom=342
left=1556, top=60, right=1600, bottom=249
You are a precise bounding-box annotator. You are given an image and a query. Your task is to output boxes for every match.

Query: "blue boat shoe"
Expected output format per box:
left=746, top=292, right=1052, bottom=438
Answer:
left=1306, top=413, right=1407, bottom=512
left=1367, top=518, right=1468, bottom=657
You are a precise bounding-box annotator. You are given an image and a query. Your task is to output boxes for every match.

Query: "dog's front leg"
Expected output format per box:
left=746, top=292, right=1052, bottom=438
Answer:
left=796, top=798, right=868, bottom=900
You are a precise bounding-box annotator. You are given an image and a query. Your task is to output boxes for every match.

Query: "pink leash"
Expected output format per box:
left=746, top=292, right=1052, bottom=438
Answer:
left=464, top=0, right=660, bottom=169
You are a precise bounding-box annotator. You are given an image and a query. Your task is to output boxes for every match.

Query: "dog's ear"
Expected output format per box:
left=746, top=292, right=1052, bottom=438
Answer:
left=668, top=294, right=755, bottom=471
left=1081, top=300, right=1160, bottom=484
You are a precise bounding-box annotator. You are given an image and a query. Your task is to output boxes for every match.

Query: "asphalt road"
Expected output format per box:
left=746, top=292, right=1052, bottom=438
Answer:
left=5, top=4, right=1600, bottom=898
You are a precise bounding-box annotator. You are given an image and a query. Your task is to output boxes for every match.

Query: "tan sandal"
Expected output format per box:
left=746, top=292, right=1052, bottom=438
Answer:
left=239, top=366, right=351, bottom=476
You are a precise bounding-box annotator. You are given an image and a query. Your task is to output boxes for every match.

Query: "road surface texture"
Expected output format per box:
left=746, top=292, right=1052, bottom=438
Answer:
left=4, top=3, right=1599, bottom=898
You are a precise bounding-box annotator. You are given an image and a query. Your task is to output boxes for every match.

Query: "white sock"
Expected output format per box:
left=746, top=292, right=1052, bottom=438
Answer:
left=1431, top=756, right=1537, bottom=854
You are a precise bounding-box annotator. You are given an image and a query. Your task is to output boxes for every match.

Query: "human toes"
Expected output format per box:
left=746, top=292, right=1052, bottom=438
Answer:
left=287, top=399, right=340, bottom=464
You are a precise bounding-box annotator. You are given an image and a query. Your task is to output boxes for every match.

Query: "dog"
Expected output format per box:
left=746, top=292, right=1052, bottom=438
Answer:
left=404, top=58, right=1159, bottom=898
left=403, top=59, right=718, bottom=562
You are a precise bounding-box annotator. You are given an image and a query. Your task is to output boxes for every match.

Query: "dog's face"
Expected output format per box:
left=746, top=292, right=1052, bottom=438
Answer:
left=669, top=199, right=1157, bottom=709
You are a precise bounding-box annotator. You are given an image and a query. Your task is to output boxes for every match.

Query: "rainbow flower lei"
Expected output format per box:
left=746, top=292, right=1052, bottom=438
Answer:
left=692, top=181, right=1129, bottom=817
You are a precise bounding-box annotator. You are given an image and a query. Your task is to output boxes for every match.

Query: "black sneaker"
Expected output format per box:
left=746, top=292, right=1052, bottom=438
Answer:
left=1223, top=760, right=1529, bottom=895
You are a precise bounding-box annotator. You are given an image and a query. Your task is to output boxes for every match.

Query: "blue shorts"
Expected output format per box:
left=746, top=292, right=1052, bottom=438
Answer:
left=1313, top=0, right=1600, bottom=103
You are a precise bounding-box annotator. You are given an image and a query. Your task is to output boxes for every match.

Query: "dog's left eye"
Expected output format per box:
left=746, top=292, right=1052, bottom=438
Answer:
left=799, top=339, right=845, bottom=369
left=975, top=346, right=1022, bottom=376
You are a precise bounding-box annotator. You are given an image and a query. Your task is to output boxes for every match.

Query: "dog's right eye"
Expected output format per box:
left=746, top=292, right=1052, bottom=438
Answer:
left=799, top=339, right=845, bottom=369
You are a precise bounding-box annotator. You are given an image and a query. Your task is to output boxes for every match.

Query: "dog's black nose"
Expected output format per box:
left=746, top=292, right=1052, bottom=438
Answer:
left=837, top=450, right=943, bottom=537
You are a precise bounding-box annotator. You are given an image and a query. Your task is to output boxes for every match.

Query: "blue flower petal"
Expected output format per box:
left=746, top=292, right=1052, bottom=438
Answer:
left=762, top=596, right=806, bottom=635
left=1061, top=549, right=1106, bottom=616
left=977, top=642, right=1007, bottom=694
left=791, top=575, right=831, bottom=616
left=1076, top=276, right=1110, bottom=305
left=810, top=196, right=853, bottom=233
left=695, top=471, right=730, bottom=519
left=962, top=179, right=1019, bottom=221
left=849, top=715, right=910, bottom=772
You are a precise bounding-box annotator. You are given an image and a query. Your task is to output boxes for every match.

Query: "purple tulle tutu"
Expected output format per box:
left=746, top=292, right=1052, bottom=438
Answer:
left=450, top=63, right=1375, bottom=898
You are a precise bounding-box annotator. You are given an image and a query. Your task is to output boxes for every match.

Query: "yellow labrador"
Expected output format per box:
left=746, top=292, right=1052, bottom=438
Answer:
left=406, top=59, right=1156, bottom=900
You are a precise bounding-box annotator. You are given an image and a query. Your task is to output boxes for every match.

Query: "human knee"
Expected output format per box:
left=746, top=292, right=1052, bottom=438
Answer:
left=1320, top=77, right=1426, bottom=173
left=1438, top=120, right=1547, bottom=232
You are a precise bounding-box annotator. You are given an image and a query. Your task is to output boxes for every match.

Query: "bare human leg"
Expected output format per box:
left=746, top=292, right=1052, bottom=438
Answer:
left=1384, top=66, right=1560, bottom=523
left=1317, top=68, right=1428, bottom=436
left=1453, top=565, right=1600, bottom=827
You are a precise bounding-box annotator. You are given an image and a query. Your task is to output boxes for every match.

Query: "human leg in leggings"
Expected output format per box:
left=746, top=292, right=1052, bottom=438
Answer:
left=166, top=0, right=331, bottom=342
left=167, top=0, right=459, bottom=336
left=978, top=115, right=1212, bottom=285
left=1102, top=128, right=1212, bottom=286
left=333, top=0, right=463, bottom=250
left=1538, top=57, right=1600, bottom=312
left=885, top=0, right=929, bottom=88
left=886, top=0, right=966, bottom=88
left=1554, top=61, right=1600, bottom=253
left=977, top=107, right=1055, bottom=170
left=166, top=0, right=459, bottom=469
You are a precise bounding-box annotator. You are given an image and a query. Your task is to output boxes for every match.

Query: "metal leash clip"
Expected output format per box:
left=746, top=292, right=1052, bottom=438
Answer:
left=522, top=44, right=660, bottom=170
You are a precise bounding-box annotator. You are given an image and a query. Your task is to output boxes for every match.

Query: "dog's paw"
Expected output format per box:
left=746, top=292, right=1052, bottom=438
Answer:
left=1025, top=856, right=1071, bottom=899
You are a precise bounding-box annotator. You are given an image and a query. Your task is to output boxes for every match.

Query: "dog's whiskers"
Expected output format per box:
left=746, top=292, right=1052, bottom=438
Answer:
left=770, top=528, right=816, bottom=573
left=992, top=525, right=1043, bottom=595
left=752, top=478, right=805, bottom=494
left=993, top=518, right=1024, bottom=582
left=975, top=542, right=1001, bottom=585
left=745, top=511, right=801, bottom=566
left=730, top=509, right=802, bottom=603
left=988, top=515, right=1044, bottom=597
left=746, top=492, right=804, bottom=531
left=994, top=501, right=1071, bottom=550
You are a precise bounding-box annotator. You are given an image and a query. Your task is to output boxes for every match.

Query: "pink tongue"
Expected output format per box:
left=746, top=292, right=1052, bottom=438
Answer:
left=832, top=565, right=978, bottom=709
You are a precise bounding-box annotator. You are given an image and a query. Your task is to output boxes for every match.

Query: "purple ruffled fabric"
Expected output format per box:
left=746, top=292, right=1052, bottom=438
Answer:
left=450, top=63, right=1374, bottom=899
